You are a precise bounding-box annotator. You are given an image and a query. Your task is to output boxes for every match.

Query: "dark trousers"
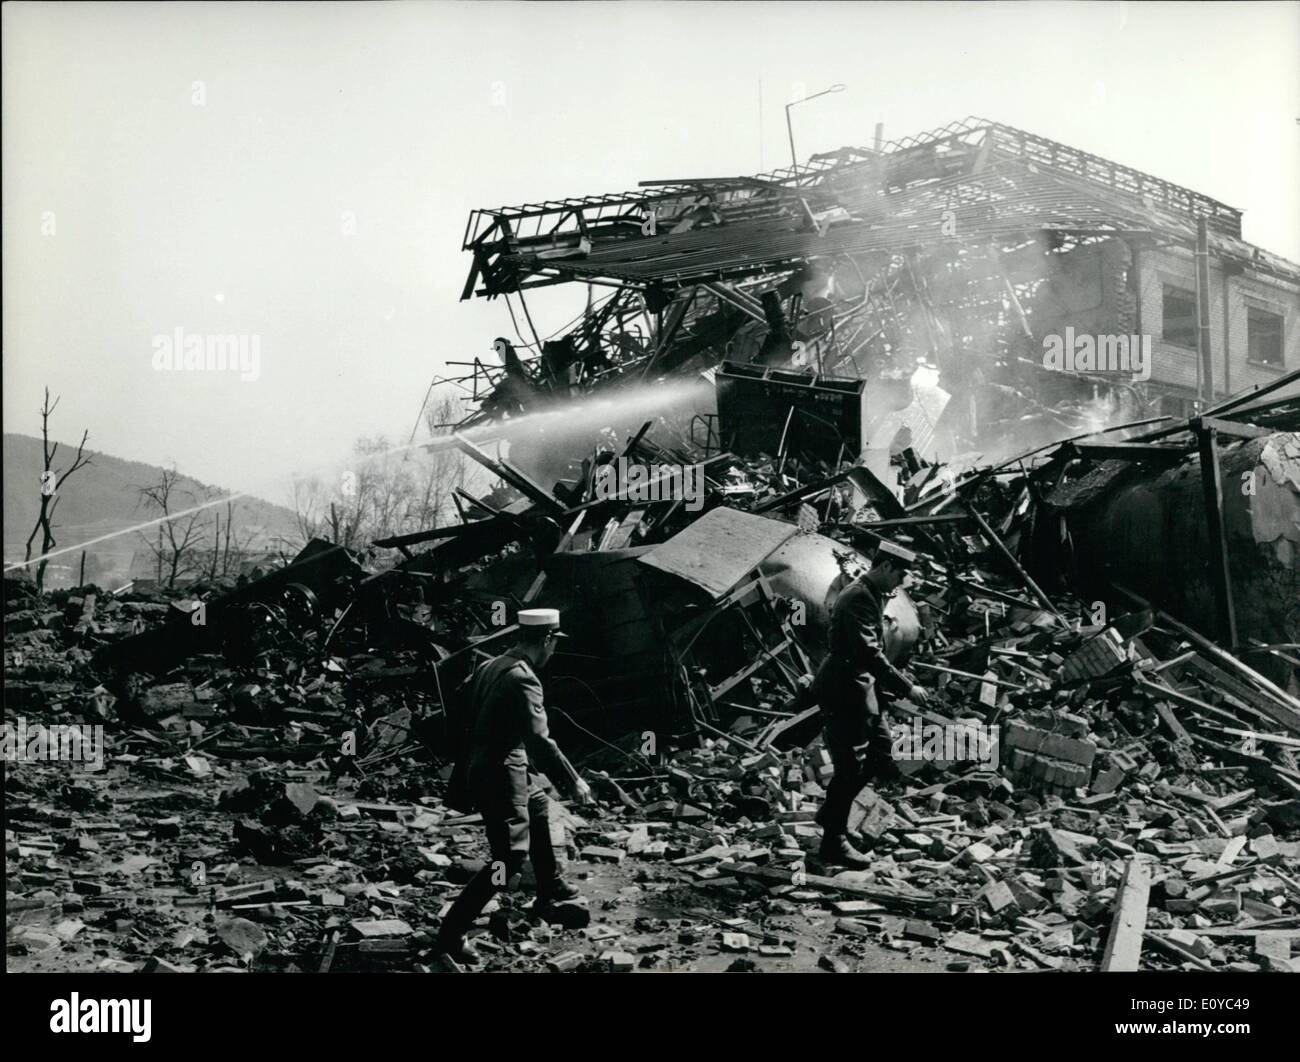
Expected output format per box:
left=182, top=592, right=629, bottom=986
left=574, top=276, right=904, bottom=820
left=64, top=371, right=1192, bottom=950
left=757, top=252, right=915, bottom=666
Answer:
left=438, top=790, right=559, bottom=942
left=815, top=707, right=896, bottom=839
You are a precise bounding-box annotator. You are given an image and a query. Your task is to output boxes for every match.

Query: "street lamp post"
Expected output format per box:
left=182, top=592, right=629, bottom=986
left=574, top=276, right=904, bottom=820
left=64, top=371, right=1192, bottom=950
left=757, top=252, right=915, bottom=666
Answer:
left=785, top=83, right=846, bottom=171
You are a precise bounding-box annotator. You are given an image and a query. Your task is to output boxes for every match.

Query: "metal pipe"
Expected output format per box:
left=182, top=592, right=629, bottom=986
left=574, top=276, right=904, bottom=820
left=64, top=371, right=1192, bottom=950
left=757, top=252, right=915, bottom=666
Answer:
left=1196, top=218, right=1213, bottom=406
left=785, top=104, right=797, bottom=172
left=1221, top=260, right=1232, bottom=396
left=784, top=84, right=846, bottom=170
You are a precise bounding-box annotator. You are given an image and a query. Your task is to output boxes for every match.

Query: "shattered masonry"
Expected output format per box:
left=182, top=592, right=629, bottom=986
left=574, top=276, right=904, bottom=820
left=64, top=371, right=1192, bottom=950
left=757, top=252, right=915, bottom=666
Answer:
left=6, top=116, right=1300, bottom=974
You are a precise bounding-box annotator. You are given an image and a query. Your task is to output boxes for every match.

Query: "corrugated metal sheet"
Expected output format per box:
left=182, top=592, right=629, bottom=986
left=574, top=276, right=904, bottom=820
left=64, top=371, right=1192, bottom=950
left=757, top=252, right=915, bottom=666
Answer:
left=637, top=506, right=797, bottom=599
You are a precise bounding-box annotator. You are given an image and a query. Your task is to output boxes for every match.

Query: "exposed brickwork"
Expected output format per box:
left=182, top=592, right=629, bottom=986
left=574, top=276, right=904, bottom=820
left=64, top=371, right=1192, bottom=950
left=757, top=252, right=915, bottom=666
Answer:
left=1137, top=245, right=1300, bottom=398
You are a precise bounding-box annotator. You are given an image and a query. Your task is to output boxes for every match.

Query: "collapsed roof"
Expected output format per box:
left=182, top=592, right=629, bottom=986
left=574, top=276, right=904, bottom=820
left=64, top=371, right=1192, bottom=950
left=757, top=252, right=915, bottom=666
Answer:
left=462, top=116, right=1300, bottom=297
left=449, top=118, right=1300, bottom=450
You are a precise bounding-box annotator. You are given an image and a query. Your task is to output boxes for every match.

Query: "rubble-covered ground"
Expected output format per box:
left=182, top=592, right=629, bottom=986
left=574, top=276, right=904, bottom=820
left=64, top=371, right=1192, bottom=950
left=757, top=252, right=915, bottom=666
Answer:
left=7, top=538, right=1300, bottom=973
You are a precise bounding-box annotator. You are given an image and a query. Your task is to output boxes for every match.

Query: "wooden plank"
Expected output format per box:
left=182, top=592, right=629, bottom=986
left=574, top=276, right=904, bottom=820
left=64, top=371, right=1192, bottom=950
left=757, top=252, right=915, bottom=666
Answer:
left=708, top=637, right=792, bottom=701
left=1269, top=867, right=1300, bottom=899
left=604, top=508, right=645, bottom=550
left=1165, top=785, right=1215, bottom=805
left=1210, top=726, right=1300, bottom=749
left=1101, top=857, right=1151, bottom=971
left=1216, top=835, right=1247, bottom=866
left=1192, top=415, right=1271, bottom=440
left=1204, top=806, right=1233, bottom=839
left=1140, top=680, right=1284, bottom=753
left=1149, top=927, right=1300, bottom=940
left=1115, top=584, right=1300, bottom=726
left=1209, top=788, right=1256, bottom=812
left=317, top=929, right=340, bottom=973
left=851, top=514, right=971, bottom=528
left=1143, top=932, right=1216, bottom=971
left=963, top=502, right=1062, bottom=620
left=756, top=705, right=820, bottom=749
left=1153, top=701, right=1193, bottom=744
left=214, top=880, right=276, bottom=906
left=1200, top=366, right=1300, bottom=418
left=717, top=861, right=934, bottom=910
left=1183, top=655, right=1300, bottom=734
left=522, top=511, right=585, bottom=605
left=1193, top=734, right=1286, bottom=783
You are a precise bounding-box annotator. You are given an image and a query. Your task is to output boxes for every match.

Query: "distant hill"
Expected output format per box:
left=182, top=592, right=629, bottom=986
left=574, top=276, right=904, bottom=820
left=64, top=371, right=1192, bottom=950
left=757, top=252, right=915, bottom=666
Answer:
left=4, top=433, right=300, bottom=586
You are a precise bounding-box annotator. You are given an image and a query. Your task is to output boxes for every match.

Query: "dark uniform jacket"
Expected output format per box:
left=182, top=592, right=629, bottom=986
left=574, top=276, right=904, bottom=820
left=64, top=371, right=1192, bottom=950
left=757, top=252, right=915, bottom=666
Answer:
left=465, top=651, right=582, bottom=816
left=814, top=578, right=912, bottom=722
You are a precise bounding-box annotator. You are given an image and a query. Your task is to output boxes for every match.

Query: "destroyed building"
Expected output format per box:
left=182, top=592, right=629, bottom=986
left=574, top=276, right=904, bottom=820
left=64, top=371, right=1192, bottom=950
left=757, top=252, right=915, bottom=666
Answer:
left=456, top=118, right=1300, bottom=457
left=7, top=115, right=1300, bottom=977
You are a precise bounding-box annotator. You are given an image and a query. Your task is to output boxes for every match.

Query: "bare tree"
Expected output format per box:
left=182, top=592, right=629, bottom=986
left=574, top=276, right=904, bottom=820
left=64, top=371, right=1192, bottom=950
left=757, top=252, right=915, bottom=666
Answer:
left=288, top=476, right=327, bottom=544
left=222, top=499, right=257, bottom=578
left=416, top=390, right=468, bottom=527
left=24, top=387, right=92, bottom=591
left=135, top=467, right=209, bottom=588
left=207, top=498, right=255, bottom=580
left=285, top=390, right=468, bottom=553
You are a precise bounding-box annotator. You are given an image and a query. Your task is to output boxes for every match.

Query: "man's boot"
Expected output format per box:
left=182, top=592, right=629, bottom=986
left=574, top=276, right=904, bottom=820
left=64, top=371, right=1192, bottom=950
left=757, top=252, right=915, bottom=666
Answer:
left=818, top=831, right=873, bottom=869
left=435, top=932, right=483, bottom=967
left=435, top=887, right=484, bottom=963
left=530, top=823, right=579, bottom=903
left=435, top=868, right=496, bottom=966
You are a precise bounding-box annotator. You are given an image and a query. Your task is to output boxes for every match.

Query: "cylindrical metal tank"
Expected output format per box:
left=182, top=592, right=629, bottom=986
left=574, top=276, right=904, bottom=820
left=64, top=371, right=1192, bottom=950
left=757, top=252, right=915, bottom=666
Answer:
left=759, top=531, right=922, bottom=663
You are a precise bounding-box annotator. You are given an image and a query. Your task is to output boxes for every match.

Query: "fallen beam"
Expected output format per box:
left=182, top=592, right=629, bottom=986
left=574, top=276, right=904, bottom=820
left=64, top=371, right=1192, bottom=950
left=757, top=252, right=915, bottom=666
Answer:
left=1192, top=416, right=1272, bottom=440
left=1143, top=932, right=1215, bottom=971
left=1116, top=583, right=1300, bottom=725
left=453, top=436, right=566, bottom=515
left=752, top=469, right=851, bottom=514
left=1100, top=856, right=1150, bottom=972
left=1202, top=366, right=1300, bottom=420
left=1072, top=442, right=1190, bottom=464
left=717, top=861, right=937, bottom=911
left=963, top=501, right=1063, bottom=620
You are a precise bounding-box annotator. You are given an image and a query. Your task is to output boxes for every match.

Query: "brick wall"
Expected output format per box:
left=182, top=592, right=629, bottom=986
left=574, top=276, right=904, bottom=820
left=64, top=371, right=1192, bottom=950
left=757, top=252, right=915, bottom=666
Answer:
left=1136, top=245, right=1300, bottom=400
left=1025, top=238, right=1134, bottom=341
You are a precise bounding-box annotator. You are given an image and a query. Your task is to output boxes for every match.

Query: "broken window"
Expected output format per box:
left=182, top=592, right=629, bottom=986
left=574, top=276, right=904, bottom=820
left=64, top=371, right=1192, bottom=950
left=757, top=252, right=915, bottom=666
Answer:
left=1247, top=304, right=1284, bottom=366
left=1161, top=285, right=1197, bottom=349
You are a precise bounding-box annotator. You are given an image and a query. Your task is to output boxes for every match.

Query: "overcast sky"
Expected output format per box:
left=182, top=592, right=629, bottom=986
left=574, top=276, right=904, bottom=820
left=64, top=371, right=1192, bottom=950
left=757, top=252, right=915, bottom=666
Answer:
left=4, top=0, right=1298, bottom=505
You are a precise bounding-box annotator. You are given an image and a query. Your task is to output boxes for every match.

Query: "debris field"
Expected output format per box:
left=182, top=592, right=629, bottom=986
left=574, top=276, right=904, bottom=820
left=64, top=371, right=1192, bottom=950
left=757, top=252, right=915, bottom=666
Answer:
left=7, top=392, right=1300, bottom=974
left=7, top=115, right=1300, bottom=974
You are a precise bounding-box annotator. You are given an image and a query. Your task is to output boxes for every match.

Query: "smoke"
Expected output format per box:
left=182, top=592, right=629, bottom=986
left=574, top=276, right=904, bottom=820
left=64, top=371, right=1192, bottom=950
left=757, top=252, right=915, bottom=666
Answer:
left=1075, top=390, right=1127, bottom=438
left=974, top=386, right=1148, bottom=469
left=465, top=377, right=713, bottom=449
left=465, top=377, right=716, bottom=487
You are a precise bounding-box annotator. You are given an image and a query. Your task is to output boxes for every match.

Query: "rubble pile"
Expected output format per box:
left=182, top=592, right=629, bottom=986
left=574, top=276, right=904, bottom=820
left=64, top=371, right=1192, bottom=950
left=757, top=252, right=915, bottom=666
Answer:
left=6, top=384, right=1299, bottom=973
left=8, top=111, right=1300, bottom=972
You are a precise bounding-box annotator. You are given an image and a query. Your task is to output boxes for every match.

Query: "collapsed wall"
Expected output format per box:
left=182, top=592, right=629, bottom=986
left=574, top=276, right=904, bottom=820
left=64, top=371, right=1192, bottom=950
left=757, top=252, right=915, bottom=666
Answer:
left=1054, top=432, right=1300, bottom=689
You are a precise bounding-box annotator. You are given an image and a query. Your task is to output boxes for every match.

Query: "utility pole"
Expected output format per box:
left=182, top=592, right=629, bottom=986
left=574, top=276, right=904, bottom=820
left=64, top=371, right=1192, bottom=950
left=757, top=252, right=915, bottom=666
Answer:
left=785, top=84, right=846, bottom=171
left=1195, top=218, right=1213, bottom=407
